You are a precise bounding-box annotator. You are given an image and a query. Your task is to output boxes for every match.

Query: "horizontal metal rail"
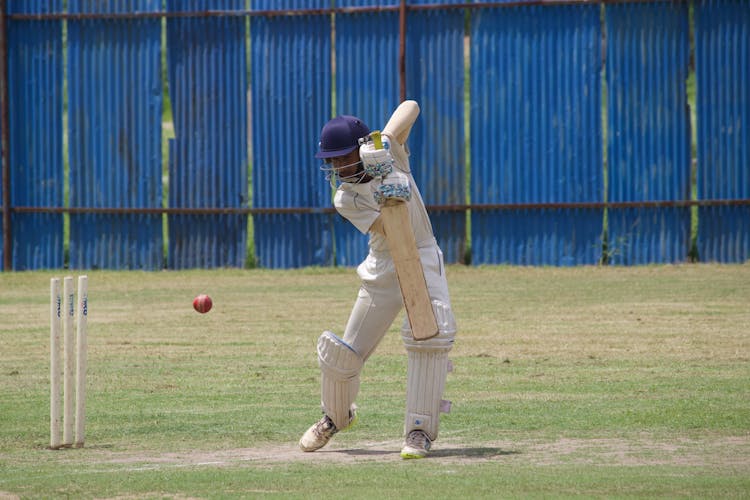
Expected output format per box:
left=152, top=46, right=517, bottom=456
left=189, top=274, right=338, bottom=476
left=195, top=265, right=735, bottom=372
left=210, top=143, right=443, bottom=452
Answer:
left=426, top=199, right=750, bottom=212
left=5, top=198, right=750, bottom=215
left=8, top=0, right=689, bottom=21
left=5, top=206, right=336, bottom=215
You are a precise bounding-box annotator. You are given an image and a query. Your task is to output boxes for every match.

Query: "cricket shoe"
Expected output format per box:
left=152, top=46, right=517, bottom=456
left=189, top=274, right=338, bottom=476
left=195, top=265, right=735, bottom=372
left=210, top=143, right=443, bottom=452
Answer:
left=299, top=411, right=358, bottom=452
left=400, top=430, right=431, bottom=459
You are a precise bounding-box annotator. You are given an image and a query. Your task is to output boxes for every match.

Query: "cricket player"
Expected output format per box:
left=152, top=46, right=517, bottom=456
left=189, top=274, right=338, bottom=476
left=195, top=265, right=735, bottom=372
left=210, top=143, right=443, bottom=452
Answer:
left=299, top=100, right=457, bottom=459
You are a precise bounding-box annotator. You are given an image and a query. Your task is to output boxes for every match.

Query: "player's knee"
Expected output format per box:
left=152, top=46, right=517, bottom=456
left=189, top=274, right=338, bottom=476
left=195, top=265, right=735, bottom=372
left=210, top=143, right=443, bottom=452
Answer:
left=317, top=331, right=363, bottom=430
left=318, top=330, right=363, bottom=375
left=401, top=300, right=456, bottom=349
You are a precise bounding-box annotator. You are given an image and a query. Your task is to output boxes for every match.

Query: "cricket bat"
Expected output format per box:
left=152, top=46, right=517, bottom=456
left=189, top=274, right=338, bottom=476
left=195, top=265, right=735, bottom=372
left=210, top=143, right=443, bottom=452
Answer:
left=371, top=131, right=439, bottom=341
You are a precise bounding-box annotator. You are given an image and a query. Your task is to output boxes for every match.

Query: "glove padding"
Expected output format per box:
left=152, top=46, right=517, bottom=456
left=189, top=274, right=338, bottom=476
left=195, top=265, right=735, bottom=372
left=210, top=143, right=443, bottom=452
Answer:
left=360, top=141, right=394, bottom=178
left=372, top=170, right=411, bottom=204
left=359, top=134, right=411, bottom=204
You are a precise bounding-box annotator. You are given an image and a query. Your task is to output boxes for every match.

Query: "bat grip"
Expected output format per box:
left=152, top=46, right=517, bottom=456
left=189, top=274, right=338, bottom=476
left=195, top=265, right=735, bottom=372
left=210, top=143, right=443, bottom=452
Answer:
left=371, top=130, right=383, bottom=150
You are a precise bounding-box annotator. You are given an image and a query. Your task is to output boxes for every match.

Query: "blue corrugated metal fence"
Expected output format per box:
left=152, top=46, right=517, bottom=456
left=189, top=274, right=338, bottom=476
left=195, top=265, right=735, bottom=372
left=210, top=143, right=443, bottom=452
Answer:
left=7, top=0, right=63, bottom=270
left=471, top=4, right=603, bottom=265
left=1, top=0, right=749, bottom=270
left=606, top=2, right=692, bottom=265
left=251, top=0, right=333, bottom=268
left=695, top=0, right=750, bottom=263
left=407, top=2, right=467, bottom=264
left=167, top=0, right=248, bottom=269
left=67, top=0, right=163, bottom=270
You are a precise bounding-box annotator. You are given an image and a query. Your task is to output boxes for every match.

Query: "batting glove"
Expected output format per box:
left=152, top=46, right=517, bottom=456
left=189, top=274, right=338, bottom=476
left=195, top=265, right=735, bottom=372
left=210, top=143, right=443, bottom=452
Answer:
left=373, top=170, right=411, bottom=204
left=360, top=143, right=394, bottom=178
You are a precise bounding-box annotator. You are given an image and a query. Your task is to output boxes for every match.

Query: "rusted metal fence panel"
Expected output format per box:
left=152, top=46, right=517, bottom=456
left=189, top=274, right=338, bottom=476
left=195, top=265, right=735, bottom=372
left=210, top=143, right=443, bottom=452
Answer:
left=251, top=0, right=333, bottom=268
left=253, top=0, right=331, bottom=8
left=470, top=4, right=603, bottom=265
left=67, top=0, right=163, bottom=269
left=472, top=207, right=602, bottom=266
left=167, top=0, right=248, bottom=269
left=606, top=2, right=691, bottom=265
left=406, top=6, right=466, bottom=264
left=330, top=1, right=468, bottom=266
left=695, top=0, right=750, bottom=263
left=2, top=1, right=749, bottom=271
left=6, top=0, right=63, bottom=270
left=332, top=2, right=401, bottom=266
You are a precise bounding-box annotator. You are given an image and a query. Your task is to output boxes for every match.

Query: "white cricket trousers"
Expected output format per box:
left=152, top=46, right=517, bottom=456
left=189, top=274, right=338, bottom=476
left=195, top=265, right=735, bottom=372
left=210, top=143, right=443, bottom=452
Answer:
left=342, top=239, right=452, bottom=361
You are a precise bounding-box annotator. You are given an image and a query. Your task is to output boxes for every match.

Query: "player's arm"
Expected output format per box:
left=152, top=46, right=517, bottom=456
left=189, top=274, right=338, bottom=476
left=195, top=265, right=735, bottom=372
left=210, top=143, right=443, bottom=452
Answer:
left=382, top=100, right=420, bottom=145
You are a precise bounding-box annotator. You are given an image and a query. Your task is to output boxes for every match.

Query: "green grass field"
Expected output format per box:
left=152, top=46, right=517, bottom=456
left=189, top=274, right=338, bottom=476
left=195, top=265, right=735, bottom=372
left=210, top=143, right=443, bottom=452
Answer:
left=1, top=264, right=749, bottom=498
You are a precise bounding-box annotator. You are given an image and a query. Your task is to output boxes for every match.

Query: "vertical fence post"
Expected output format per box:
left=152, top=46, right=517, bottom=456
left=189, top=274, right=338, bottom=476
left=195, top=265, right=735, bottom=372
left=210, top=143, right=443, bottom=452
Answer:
left=0, top=0, right=10, bottom=271
left=399, top=0, right=406, bottom=102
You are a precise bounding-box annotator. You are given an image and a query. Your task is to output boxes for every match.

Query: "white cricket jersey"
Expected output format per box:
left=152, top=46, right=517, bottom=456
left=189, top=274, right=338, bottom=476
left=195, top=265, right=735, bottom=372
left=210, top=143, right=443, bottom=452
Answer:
left=334, top=134, right=435, bottom=254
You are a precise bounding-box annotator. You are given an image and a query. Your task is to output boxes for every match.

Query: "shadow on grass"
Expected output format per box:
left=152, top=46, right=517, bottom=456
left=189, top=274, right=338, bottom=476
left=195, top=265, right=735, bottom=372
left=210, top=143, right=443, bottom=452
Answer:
left=335, top=447, right=519, bottom=459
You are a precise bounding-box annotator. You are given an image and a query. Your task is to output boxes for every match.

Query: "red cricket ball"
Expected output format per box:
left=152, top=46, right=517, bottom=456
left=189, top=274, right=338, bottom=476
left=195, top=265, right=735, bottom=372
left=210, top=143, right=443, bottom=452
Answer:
left=193, top=294, right=212, bottom=314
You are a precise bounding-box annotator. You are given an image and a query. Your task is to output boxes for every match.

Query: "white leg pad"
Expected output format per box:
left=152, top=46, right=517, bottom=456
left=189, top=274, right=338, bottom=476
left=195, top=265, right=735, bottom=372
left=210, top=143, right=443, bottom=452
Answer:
left=318, top=331, right=363, bottom=430
left=402, top=300, right=456, bottom=441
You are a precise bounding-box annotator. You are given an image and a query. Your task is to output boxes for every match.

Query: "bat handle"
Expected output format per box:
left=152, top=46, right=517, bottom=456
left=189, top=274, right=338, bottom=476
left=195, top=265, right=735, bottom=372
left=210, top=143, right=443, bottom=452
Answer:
left=371, top=130, right=383, bottom=150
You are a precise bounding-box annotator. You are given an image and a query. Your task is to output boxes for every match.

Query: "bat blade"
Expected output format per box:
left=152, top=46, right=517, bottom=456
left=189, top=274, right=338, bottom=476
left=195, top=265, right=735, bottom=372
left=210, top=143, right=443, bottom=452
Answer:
left=381, top=199, right=439, bottom=340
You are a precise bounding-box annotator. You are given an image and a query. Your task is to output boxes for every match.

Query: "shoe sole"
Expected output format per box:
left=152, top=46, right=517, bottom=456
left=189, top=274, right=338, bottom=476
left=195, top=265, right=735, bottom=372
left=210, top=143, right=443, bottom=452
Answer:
left=299, top=436, right=332, bottom=452
left=400, top=448, right=428, bottom=459
left=299, top=413, right=358, bottom=452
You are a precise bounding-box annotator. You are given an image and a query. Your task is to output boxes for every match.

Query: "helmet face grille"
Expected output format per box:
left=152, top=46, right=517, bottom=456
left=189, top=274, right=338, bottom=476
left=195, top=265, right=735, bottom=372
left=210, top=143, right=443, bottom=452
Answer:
left=320, top=159, right=366, bottom=189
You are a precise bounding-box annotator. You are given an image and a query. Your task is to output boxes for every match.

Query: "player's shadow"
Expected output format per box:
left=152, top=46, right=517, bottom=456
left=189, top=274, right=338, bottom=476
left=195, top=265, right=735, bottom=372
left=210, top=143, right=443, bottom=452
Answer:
left=431, top=447, right=520, bottom=459
left=337, top=447, right=519, bottom=459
